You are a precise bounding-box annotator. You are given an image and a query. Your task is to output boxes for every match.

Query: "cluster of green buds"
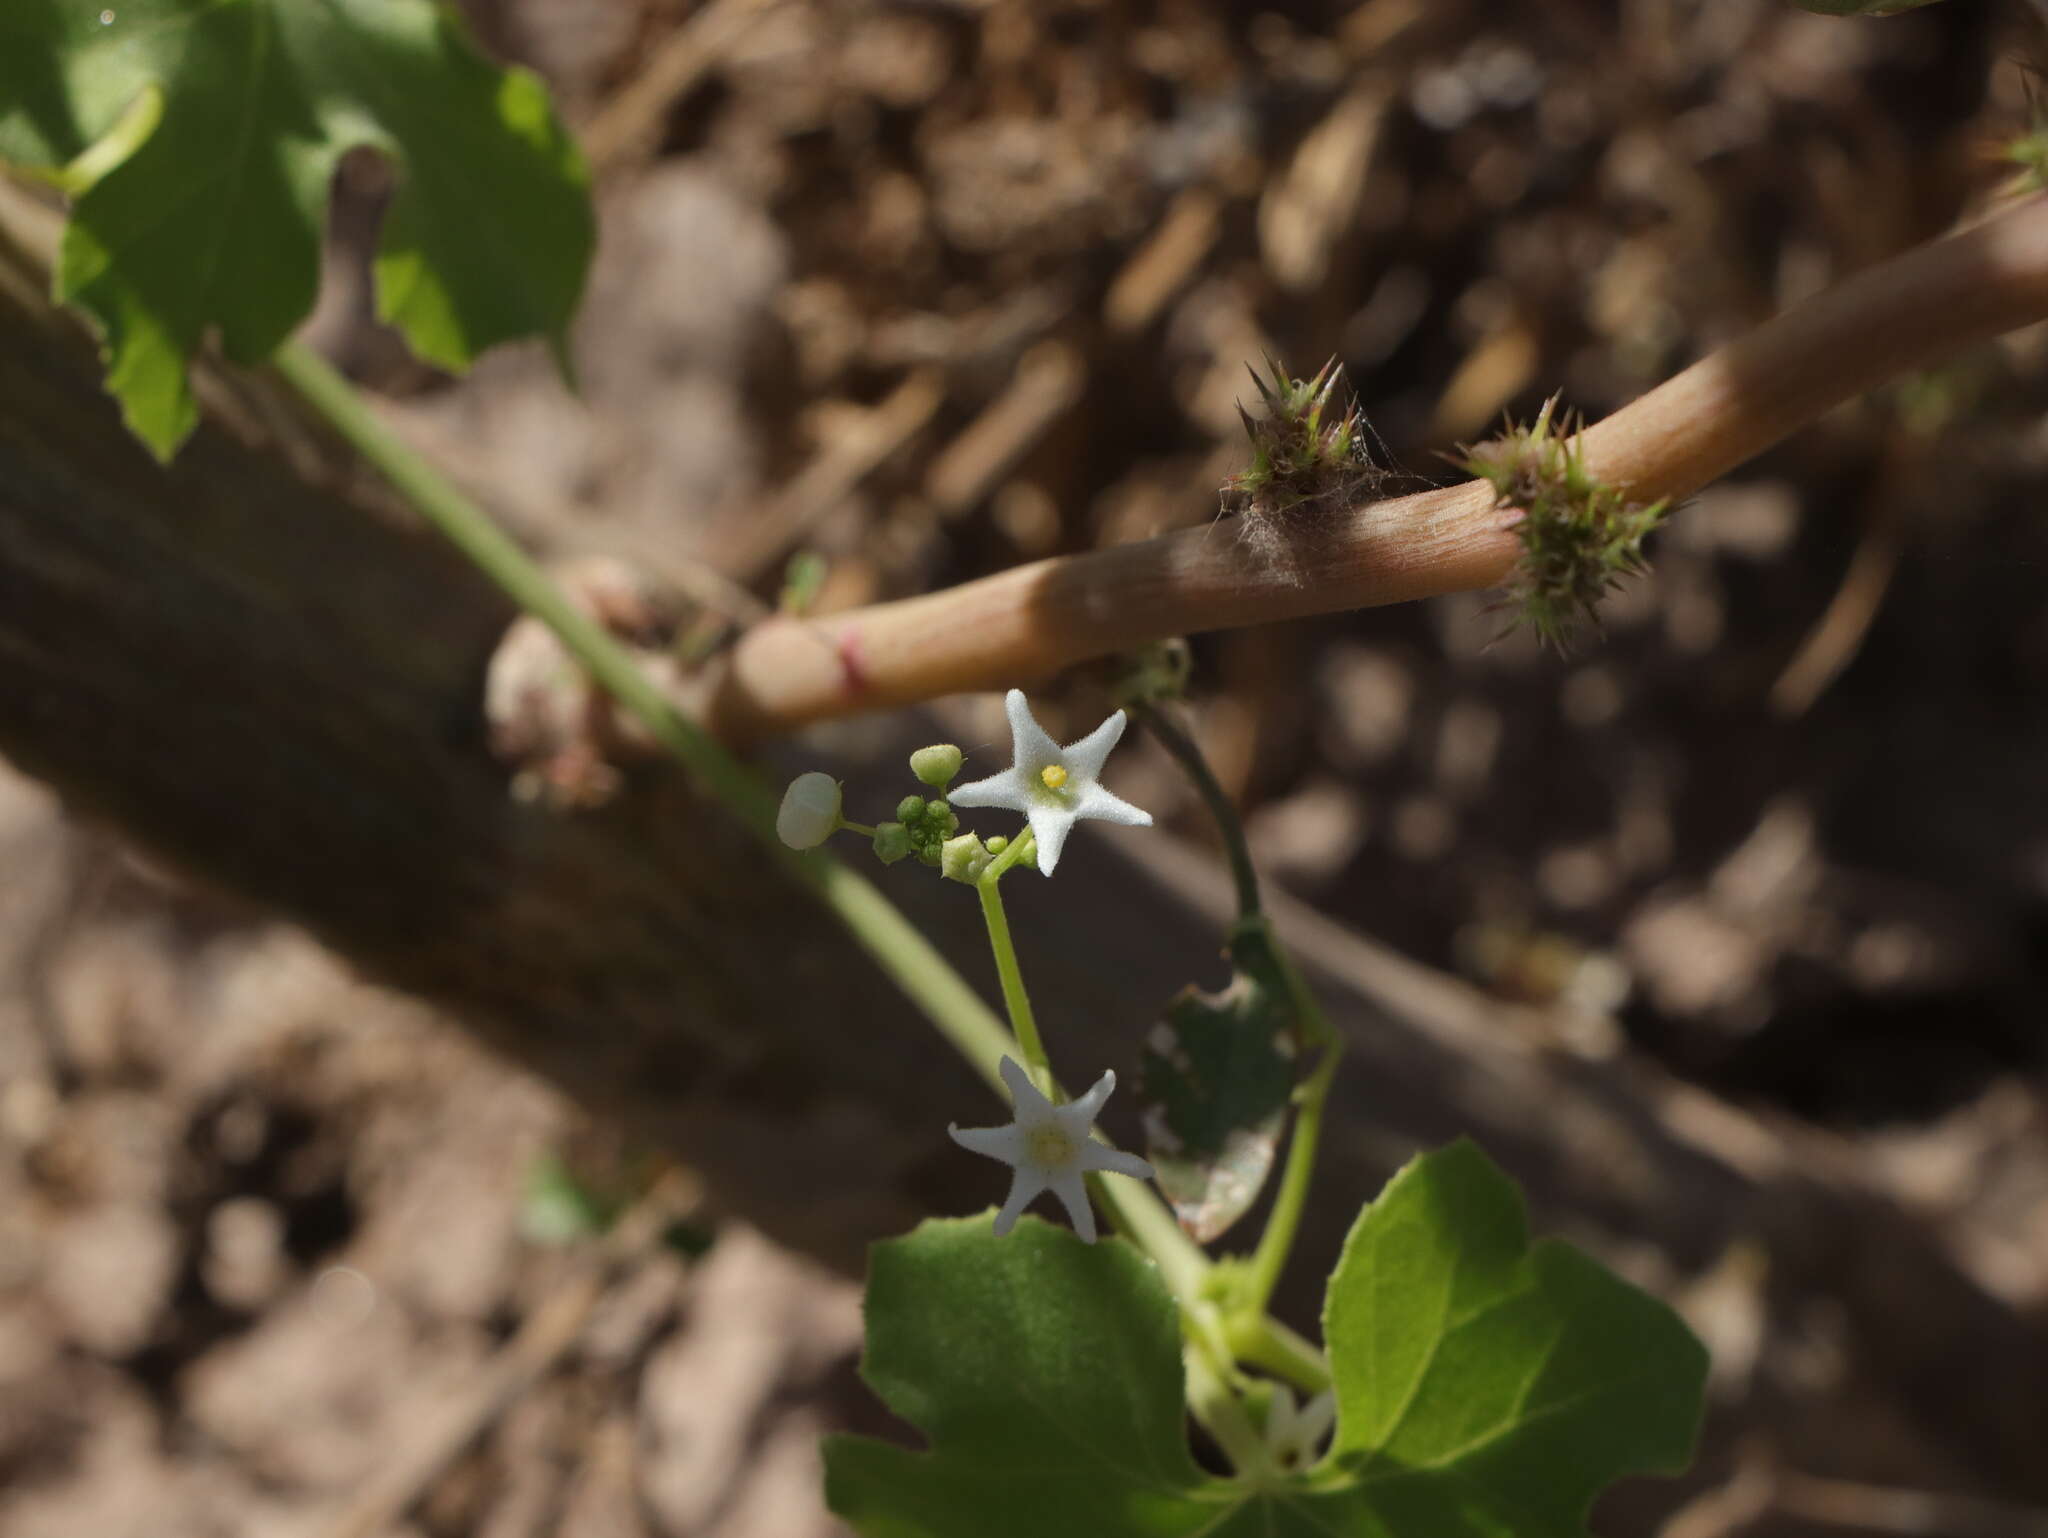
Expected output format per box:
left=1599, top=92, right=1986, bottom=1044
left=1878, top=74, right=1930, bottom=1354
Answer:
left=1462, top=396, right=1669, bottom=649
left=776, top=742, right=975, bottom=869
left=1223, top=356, right=1378, bottom=522
left=873, top=745, right=963, bottom=867
left=776, top=689, right=1151, bottom=884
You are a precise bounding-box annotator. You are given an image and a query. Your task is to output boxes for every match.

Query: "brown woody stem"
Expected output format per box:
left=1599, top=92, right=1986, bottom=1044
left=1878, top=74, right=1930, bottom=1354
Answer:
left=704, top=195, right=2048, bottom=742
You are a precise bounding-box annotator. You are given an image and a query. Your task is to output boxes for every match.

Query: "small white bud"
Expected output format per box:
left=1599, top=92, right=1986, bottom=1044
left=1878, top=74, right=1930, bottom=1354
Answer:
left=776, top=772, right=842, bottom=849
left=940, top=831, right=993, bottom=884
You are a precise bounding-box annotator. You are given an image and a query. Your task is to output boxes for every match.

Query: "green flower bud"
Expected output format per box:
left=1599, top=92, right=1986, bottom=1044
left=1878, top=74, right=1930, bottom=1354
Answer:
left=775, top=772, right=841, bottom=850
left=898, top=793, right=927, bottom=823
left=909, top=744, right=965, bottom=789
left=984, top=834, right=1009, bottom=855
left=940, top=832, right=994, bottom=884
left=872, top=822, right=912, bottom=864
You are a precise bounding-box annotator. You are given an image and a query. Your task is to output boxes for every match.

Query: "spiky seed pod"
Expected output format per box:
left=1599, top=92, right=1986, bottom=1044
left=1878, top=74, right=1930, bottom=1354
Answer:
left=1463, top=397, right=1669, bottom=650
left=1222, top=357, right=1380, bottom=523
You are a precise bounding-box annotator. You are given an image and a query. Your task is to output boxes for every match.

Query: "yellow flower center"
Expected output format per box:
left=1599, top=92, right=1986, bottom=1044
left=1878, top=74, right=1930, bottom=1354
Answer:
left=1027, top=1124, right=1076, bottom=1168
left=1040, top=764, right=1069, bottom=791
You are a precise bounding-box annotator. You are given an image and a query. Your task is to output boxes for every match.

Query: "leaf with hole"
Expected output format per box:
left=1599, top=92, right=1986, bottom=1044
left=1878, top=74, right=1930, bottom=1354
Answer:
left=1138, top=920, right=1300, bottom=1241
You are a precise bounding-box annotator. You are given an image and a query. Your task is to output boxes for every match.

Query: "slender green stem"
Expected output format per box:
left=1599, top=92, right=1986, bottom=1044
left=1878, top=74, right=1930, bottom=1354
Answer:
left=270, top=342, right=1223, bottom=1352
left=273, top=342, right=1028, bottom=1089
left=275, top=343, right=769, bottom=825
left=1229, top=1315, right=1334, bottom=1395
left=1130, top=699, right=1260, bottom=918
left=1096, top=1172, right=1209, bottom=1306
left=837, top=819, right=880, bottom=838
left=1235, top=902, right=1344, bottom=1318
left=1132, top=697, right=1341, bottom=1321
left=1239, top=1040, right=1342, bottom=1320
left=976, top=831, right=1050, bottom=1093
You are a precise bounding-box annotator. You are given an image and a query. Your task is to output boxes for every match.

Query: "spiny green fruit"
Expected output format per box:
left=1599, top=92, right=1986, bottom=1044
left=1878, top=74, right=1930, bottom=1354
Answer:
left=1463, top=397, right=1668, bottom=650
left=1224, top=357, right=1380, bottom=522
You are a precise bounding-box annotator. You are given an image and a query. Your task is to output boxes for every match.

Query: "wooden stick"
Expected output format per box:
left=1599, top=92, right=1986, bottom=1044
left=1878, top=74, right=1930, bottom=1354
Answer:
left=702, top=195, right=2048, bottom=742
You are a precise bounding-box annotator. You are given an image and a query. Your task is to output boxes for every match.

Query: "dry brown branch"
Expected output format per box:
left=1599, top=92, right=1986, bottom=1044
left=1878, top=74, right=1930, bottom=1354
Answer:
left=578, top=0, right=784, bottom=176
left=701, top=195, right=2048, bottom=742
left=706, top=367, right=946, bottom=583
left=923, top=339, right=1086, bottom=517
left=1103, top=188, right=1223, bottom=336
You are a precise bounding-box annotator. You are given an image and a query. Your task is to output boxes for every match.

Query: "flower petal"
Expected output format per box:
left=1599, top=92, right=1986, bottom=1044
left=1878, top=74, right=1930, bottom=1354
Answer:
left=947, top=767, right=1031, bottom=813
left=1065, top=1067, right=1117, bottom=1124
left=998, top=1055, right=1055, bottom=1121
left=1296, top=1390, right=1337, bottom=1448
left=1061, top=709, right=1129, bottom=782
left=1078, top=1142, right=1155, bottom=1181
left=1026, top=803, right=1077, bottom=875
left=1046, top=1170, right=1097, bottom=1243
left=948, top=1122, right=1028, bottom=1166
left=1073, top=781, right=1153, bottom=828
left=1004, top=688, right=1065, bottom=774
left=993, top=1166, right=1042, bottom=1236
left=1266, top=1383, right=1300, bottom=1449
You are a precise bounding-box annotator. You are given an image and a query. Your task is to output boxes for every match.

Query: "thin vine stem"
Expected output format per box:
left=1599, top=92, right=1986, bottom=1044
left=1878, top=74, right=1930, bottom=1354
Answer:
left=266, top=341, right=1228, bottom=1304
left=1129, top=699, right=1260, bottom=918
left=1230, top=1316, right=1334, bottom=1396
left=1131, top=695, right=1341, bottom=1322
left=975, top=831, right=1052, bottom=1094
left=1239, top=1038, right=1342, bottom=1320
left=1238, top=922, right=1345, bottom=1313
left=273, top=340, right=1011, bottom=1092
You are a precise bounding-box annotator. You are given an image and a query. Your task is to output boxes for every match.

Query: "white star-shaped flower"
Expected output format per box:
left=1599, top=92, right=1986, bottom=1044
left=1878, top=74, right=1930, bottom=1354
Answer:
left=948, top=690, right=1153, bottom=875
left=1264, top=1383, right=1337, bottom=1471
left=948, top=1057, right=1155, bottom=1243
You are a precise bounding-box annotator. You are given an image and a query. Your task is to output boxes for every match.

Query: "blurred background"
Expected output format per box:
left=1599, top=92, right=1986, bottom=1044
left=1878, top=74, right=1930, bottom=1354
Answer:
left=4, top=0, right=2048, bottom=1533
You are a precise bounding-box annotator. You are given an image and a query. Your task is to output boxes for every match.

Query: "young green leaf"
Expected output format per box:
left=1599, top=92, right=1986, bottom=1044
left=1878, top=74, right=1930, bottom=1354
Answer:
left=0, top=0, right=593, bottom=458
left=1138, top=921, right=1300, bottom=1242
left=826, top=1143, right=1708, bottom=1538
left=823, top=1216, right=1228, bottom=1538
left=1323, top=1140, right=1710, bottom=1535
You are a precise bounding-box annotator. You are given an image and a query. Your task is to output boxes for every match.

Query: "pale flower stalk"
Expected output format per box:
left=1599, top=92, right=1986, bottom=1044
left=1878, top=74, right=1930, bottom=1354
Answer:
left=948, top=690, right=1152, bottom=875
left=948, top=1056, right=1155, bottom=1243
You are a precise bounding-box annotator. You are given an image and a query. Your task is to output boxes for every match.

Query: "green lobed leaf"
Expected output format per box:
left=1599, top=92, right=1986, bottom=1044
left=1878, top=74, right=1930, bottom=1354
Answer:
left=0, top=0, right=593, bottom=458
left=826, top=1143, right=1708, bottom=1538
left=1322, top=1140, right=1710, bottom=1536
left=823, top=1216, right=1226, bottom=1538
left=1138, top=921, right=1300, bottom=1242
